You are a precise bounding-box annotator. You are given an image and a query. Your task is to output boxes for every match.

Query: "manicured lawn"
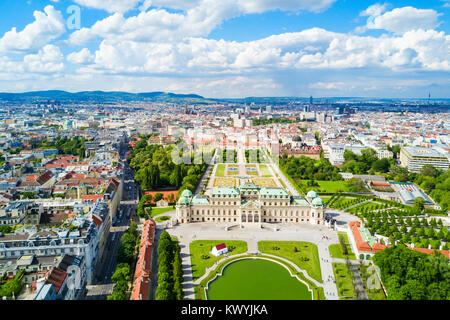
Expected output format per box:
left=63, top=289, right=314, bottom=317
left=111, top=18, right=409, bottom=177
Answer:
left=207, top=259, right=312, bottom=300
left=215, top=164, right=226, bottom=177
left=332, top=263, right=356, bottom=300
left=155, top=216, right=171, bottom=222
left=320, top=197, right=332, bottom=206
left=147, top=206, right=175, bottom=218
left=295, top=180, right=357, bottom=193
left=329, top=232, right=356, bottom=260
left=259, top=164, right=272, bottom=177
left=258, top=241, right=322, bottom=283
left=190, top=240, right=248, bottom=280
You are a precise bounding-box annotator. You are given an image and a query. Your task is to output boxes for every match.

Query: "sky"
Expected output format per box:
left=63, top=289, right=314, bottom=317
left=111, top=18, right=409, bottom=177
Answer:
left=0, top=0, right=449, bottom=98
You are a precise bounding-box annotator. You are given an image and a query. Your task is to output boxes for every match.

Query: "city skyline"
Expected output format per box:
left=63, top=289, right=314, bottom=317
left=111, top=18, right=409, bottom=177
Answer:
left=0, top=0, right=449, bottom=98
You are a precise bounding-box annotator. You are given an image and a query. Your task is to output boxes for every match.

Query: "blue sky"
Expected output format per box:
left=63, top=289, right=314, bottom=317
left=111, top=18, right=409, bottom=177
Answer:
left=0, top=0, right=449, bottom=98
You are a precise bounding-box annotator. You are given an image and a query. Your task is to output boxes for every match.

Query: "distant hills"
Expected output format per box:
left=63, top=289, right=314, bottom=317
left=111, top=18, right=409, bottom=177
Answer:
left=0, top=90, right=213, bottom=104
left=0, top=90, right=447, bottom=105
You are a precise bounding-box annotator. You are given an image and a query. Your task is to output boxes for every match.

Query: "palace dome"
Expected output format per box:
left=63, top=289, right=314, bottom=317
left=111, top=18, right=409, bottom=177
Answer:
left=312, top=197, right=324, bottom=207
left=306, top=190, right=318, bottom=199
left=181, top=189, right=193, bottom=198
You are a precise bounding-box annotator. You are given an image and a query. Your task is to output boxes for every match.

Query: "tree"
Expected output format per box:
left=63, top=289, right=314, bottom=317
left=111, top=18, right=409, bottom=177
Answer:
left=413, top=197, right=425, bottom=213
left=420, top=164, right=439, bottom=178
left=111, top=264, right=131, bottom=283
left=154, top=193, right=164, bottom=202
left=372, top=159, right=390, bottom=173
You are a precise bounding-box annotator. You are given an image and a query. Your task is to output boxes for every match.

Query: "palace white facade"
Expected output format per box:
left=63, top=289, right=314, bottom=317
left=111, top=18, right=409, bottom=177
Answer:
left=176, top=182, right=325, bottom=225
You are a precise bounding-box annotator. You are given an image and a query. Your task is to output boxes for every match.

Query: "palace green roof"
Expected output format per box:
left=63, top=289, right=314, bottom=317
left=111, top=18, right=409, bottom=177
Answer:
left=191, top=195, right=210, bottom=205
left=240, top=181, right=260, bottom=190
left=291, top=197, right=310, bottom=206
left=212, top=186, right=240, bottom=197
left=259, top=187, right=290, bottom=198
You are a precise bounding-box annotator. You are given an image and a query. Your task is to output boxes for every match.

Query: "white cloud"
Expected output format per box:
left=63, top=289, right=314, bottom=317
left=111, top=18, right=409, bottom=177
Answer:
left=72, top=0, right=337, bottom=14
left=67, top=48, right=95, bottom=64
left=23, top=45, right=64, bottom=73
left=359, top=6, right=442, bottom=35
left=68, top=0, right=338, bottom=45
left=72, top=0, right=142, bottom=13
left=360, top=3, right=387, bottom=17
left=0, top=6, right=65, bottom=53
left=309, top=81, right=346, bottom=90
left=82, top=28, right=450, bottom=75
left=0, top=44, right=64, bottom=76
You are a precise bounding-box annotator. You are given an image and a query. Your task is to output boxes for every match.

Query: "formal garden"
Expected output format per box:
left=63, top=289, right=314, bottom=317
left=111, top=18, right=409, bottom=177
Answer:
left=227, top=165, right=239, bottom=176
left=252, top=177, right=278, bottom=188
left=245, top=164, right=258, bottom=176
left=213, top=177, right=236, bottom=187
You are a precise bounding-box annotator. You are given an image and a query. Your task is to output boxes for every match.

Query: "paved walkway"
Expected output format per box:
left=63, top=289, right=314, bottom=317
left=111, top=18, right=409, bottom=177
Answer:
left=176, top=232, right=196, bottom=300
left=195, top=150, right=216, bottom=195
left=262, top=148, right=300, bottom=196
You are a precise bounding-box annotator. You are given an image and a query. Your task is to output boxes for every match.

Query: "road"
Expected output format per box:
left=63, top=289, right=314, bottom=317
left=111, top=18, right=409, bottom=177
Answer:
left=85, top=137, right=139, bottom=299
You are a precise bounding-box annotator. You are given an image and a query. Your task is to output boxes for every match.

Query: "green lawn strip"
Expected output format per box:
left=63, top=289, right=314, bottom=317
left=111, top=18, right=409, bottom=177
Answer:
left=294, top=180, right=352, bottom=193
left=196, top=255, right=324, bottom=300
left=189, top=240, right=248, bottom=281
left=259, top=164, right=272, bottom=177
left=215, top=164, right=226, bottom=177
left=332, top=263, right=356, bottom=300
left=155, top=216, right=171, bottom=222
left=258, top=241, right=322, bottom=283
left=147, top=206, right=175, bottom=218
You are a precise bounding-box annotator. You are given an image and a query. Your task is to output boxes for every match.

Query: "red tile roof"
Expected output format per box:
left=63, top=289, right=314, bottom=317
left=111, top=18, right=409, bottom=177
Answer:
left=215, top=243, right=227, bottom=250
left=131, top=220, right=156, bottom=300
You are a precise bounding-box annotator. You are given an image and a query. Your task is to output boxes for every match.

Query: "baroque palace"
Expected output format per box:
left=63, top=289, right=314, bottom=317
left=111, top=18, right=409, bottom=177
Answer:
left=175, top=181, right=325, bottom=225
